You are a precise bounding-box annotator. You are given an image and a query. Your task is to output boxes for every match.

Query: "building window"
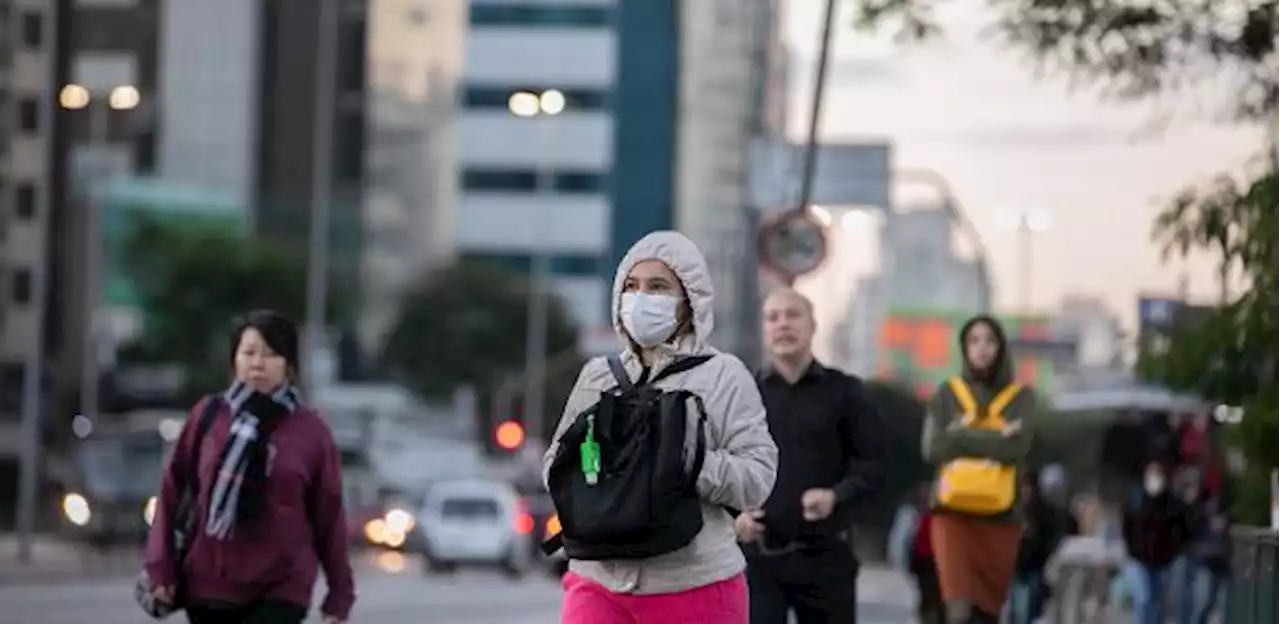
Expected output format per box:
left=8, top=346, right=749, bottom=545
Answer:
left=17, top=99, right=38, bottom=133
left=469, top=5, right=611, bottom=27
left=466, top=252, right=603, bottom=278
left=462, top=169, right=537, bottom=192
left=463, top=87, right=610, bottom=112
left=15, top=183, right=36, bottom=220
left=556, top=172, right=606, bottom=193
left=20, top=11, right=42, bottom=48
left=12, top=268, right=31, bottom=304
left=462, top=168, right=607, bottom=194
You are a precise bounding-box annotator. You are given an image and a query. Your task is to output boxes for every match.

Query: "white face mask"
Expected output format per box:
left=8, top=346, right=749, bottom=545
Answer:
left=1144, top=474, right=1165, bottom=496
left=620, top=292, right=681, bottom=347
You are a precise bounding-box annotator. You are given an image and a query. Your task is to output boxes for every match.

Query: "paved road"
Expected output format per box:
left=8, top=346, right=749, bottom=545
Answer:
left=0, top=552, right=914, bottom=623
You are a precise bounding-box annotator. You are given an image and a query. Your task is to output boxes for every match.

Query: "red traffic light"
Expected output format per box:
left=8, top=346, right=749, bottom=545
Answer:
left=494, top=420, right=526, bottom=451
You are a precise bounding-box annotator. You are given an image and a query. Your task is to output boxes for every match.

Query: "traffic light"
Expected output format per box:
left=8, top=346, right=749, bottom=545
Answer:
left=494, top=419, right=526, bottom=452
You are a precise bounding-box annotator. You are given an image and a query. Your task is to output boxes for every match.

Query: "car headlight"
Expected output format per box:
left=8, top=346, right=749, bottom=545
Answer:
left=62, top=493, right=92, bottom=526
left=364, top=518, right=388, bottom=545
left=144, top=496, right=158, bottom=526
left=384, top=508, right=415, bottom=534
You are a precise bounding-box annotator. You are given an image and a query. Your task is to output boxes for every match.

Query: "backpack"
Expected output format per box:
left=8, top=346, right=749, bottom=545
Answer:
left=544, top=354, right=714, bottom=561
left=135, top=395, right=221, bottom=619
left=935, top=377, right=1021, bottom=516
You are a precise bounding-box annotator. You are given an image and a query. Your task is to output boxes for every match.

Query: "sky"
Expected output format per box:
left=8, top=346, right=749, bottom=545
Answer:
left=781, top=0, right=1263, bottom=331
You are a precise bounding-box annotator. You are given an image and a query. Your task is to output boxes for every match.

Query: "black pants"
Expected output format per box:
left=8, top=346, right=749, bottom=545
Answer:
left=910, top=554, right=944, bottom=624
left=746, top=537, right=859, bottom=624
left=186, top=599, right=307, bottom=624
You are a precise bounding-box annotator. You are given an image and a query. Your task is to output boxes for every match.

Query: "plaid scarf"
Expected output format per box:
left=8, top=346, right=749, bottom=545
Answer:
left=204, top=380, right=300, bottom=539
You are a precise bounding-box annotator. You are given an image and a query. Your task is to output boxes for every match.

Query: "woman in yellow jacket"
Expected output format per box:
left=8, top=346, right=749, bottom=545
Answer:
left=921, top=315, right=1036, bottom=624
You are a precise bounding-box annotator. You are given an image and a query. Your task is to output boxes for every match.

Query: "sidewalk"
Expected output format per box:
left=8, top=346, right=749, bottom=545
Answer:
left=0, top=534, right=136, bottom=584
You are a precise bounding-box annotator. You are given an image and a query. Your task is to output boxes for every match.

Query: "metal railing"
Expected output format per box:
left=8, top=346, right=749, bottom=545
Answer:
left=1224, top=526, right=1278, bottom=624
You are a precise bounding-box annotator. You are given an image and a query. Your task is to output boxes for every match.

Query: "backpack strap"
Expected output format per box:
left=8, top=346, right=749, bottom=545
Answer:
left=650, top=354, right=715, bottom=385
left=686, top=394, right=710, bottom=491
left=185, top=395, right=222, bottom=492
left=989, top=383, right=1023, bottom=418
left=947, top=377, right=977, bottom=415
left=605, top=356, right=635, bottom=393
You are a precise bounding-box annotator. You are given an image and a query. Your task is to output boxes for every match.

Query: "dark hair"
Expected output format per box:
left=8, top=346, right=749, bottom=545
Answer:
left=230, top=309, right=301, bottom=373
left=958, top=314, right=1009, bottom=384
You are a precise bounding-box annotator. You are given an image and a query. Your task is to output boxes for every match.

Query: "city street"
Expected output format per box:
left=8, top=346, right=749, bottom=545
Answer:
left=0, top=551, right=915, bottom=623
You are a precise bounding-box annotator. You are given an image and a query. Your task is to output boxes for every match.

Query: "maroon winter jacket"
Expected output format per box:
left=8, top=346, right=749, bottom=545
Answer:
left=144, top=397, right=355, bottom=620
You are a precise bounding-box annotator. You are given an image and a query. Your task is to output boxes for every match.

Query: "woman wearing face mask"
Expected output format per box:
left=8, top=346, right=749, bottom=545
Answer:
left=1121, top=462, right=1194, bottom=624
left=142, top=311, right=355, bottom=624
left=544, top=230, right=778, bottom=624
left=922, top=315, right=1036, bottom=624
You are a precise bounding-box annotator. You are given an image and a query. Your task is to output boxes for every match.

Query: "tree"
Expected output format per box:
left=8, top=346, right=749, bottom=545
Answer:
left=1144, top=155, right=1278, bottom=523
left=120, top=215, right=345, bottom=400
left=381, top=259, right=581, bottom=434
left=854, top=0, right=1277, bottom=120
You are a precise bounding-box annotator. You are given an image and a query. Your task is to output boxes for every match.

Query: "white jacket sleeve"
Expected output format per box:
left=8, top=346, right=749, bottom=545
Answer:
left=541, top=360, right=600, bottom=489
left=694, top=356, right=777, bottom=511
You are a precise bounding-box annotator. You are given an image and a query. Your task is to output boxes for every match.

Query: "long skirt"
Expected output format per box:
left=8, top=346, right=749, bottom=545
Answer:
left=930, top=513, right=1022, bottom=615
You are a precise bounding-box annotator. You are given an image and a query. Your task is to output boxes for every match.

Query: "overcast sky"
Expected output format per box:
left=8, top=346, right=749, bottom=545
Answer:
left=782, top=0, right=1263, bottom=331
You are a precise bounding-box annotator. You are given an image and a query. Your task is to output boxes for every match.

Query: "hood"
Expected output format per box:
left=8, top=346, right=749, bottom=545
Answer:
left=611, top=230, right=715, bottom=349
left=959, top=314, right=1014, bottom=387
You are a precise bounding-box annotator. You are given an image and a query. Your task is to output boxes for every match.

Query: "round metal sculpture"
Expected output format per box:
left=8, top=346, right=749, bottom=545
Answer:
left=758, top=210, right=829, bottom=281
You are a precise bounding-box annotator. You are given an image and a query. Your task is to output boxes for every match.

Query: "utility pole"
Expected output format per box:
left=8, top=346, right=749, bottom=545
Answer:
left=304, top=0, right=340, bottom=391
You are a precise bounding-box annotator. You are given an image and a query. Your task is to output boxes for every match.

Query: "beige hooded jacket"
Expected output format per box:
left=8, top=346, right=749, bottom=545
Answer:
left=541, top=231, right=778, bottom=595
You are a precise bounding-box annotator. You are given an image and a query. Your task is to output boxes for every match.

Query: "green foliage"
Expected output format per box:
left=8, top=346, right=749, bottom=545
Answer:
left=1144, top=155, right=1278, bottom=524
left=121, top=215, right=345, bottom=398
left=381, top=259, right=581, bottom=403
left=853, top=0, right=1278, bottom=119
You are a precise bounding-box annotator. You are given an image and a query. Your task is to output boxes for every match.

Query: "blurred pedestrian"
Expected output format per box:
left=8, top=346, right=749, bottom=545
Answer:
left=1121, top=461, right=1194, bottom=624
left=737, top=288, right=887, bottom=624
left=141, top=310, right=355, bottom=624
left=904, top=485, right=945, bottom=624
left=922, top=315, right=1036, bottom=624
left=544, top=231, right=777, bottom=624
left=1007, top=469, right=1067, bottom=624
left=1181, top=497, right=1230, bottom=624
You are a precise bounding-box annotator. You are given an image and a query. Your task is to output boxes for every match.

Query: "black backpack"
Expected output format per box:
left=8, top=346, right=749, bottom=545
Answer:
left=544, top=354, right=714, bottom=560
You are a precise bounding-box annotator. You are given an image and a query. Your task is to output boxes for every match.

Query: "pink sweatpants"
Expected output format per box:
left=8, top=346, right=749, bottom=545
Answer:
left=561, top=571, right=748, bottom=624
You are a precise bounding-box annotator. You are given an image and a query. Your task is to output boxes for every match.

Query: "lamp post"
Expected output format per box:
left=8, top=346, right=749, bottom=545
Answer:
left=508, top=89, right=564, bottom=460
left=303, top=0, right=340, bottom=392
left=997, top=208, right=1052, bottom=313
left=59, top=82, right=141, bottom=450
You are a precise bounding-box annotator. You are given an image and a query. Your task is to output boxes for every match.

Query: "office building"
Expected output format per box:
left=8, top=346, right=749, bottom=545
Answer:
left=456, top=0, right=786, bottom=346
left=362, top=0, right=465, bottom=346
left=158, top=0, right=370, bottom=335
left=842, top=204, right=990, bottom=377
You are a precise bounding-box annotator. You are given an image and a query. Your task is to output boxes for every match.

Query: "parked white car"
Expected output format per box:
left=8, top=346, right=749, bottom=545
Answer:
left=417, top=479, right=535, bottom=578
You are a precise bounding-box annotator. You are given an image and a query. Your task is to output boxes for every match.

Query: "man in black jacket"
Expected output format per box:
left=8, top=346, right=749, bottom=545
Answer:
left=734, top=288, right=887, bottom=624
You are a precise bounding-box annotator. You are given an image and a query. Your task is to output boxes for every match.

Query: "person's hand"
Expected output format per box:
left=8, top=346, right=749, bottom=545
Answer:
left=1001, top=421, right=1023, bottom=437
left=734, top=509, right=765, bottom=543
left=151, top=584, right=174, bottom=605
left=801, top=488, right=837, bottom=521
left=322, top=616, right=344, bottom=624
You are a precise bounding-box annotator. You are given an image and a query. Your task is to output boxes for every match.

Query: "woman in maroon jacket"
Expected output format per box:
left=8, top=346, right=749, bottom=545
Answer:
left=143, top=310, right=355, bottom=623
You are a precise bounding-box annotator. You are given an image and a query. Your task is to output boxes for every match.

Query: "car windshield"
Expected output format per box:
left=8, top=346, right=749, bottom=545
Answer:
left=76, top=434, right=165, bottom=500
left=440, top=497, right=500, bottom=520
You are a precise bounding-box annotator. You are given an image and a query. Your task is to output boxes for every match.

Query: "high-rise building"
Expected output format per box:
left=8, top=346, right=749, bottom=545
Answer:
left=362, top=0, right=465, bottom=347
left=456, top=0, right=786, bottom=346
left=156, top=0, right=371, bottom=338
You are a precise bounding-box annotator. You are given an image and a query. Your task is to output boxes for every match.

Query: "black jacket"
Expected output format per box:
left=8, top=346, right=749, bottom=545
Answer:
left=752, top=361, right=887, bottom=541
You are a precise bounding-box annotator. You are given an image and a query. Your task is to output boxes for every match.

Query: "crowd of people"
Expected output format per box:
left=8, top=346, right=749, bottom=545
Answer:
left=891, top=407, right=1233, bottom=624
left=133, top=229, right=1239, bottom=624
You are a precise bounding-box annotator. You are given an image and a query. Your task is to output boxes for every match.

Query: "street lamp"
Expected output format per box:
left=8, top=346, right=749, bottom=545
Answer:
left=996, top=207, right=1052, bottom=313
left=59, top=83, right=141, bottom=451
left=508, top=89, right=564, bottom=460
